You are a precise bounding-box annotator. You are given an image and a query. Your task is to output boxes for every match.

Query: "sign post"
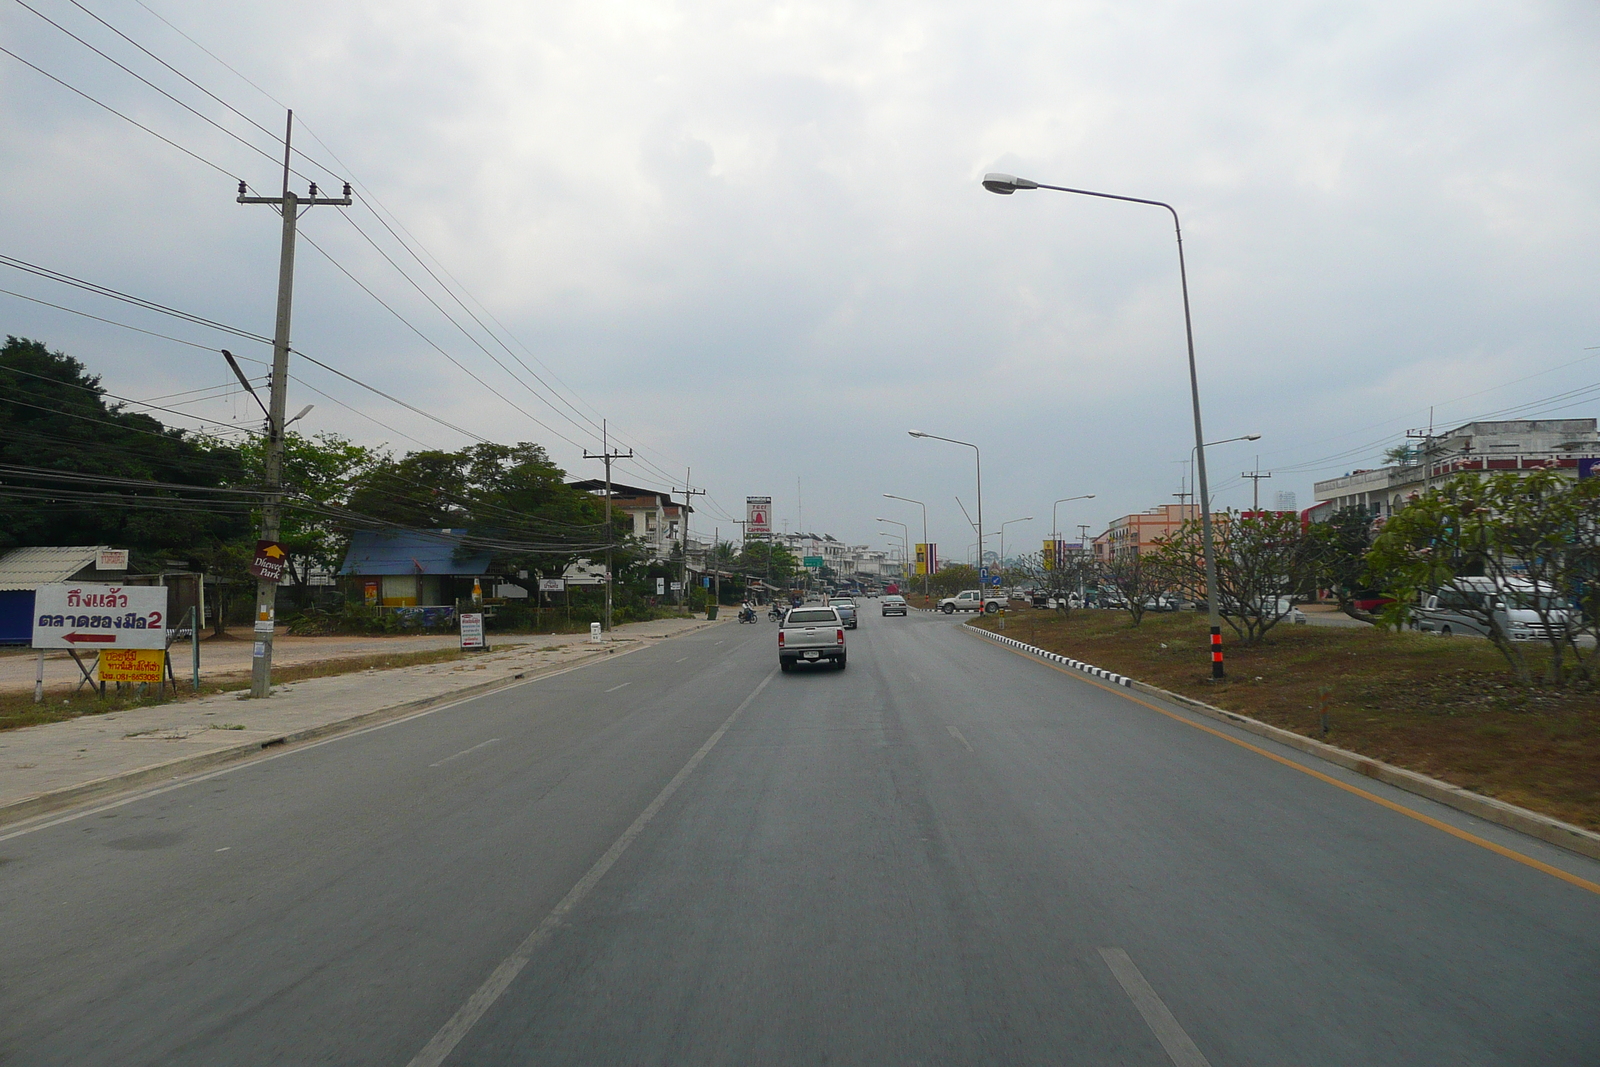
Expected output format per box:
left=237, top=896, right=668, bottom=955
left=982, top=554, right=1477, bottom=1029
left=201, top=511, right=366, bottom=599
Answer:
left=459, top=612, right=486, bottom=651
left=32, top=583, right=169, bottom=701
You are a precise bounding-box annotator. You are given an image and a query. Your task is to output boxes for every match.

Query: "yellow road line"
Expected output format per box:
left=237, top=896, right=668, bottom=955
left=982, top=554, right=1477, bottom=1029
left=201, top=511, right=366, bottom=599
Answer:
left=991, top=640, right=1600, bottom=897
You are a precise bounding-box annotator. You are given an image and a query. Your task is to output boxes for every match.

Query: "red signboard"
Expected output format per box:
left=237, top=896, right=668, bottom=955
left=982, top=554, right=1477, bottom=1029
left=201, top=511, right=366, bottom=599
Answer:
left=249, top=540, right=287, bottom=581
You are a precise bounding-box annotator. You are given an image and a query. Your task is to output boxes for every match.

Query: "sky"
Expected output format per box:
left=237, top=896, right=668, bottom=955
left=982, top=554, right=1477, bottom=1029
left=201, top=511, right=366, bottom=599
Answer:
left=3, top=0, right=1598, bottom=564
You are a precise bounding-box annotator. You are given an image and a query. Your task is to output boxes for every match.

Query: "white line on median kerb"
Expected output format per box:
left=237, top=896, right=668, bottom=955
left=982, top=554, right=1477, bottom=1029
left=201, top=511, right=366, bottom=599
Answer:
left=1098, top=947, right=1212, bottom=1067
left=405, top=666, right=779, bottom=1067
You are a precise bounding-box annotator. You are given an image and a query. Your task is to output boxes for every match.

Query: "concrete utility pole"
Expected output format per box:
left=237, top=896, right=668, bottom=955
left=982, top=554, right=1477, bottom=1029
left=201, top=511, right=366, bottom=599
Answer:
left=237, top=111, right=351, bottom=699
left=1242, top=461, right=1273, bottom=512
left=583, top=420, right=632, bottom=632
left=673, top=468, right=706, bottom=614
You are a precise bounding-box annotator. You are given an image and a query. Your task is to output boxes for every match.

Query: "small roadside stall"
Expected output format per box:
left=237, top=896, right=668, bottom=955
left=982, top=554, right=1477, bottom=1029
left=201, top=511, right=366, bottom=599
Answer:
left=339, top=529, right=492, bottom=629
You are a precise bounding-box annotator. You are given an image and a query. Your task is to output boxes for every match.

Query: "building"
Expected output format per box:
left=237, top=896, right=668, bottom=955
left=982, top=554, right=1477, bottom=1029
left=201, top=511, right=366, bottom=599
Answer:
left=1095, top=503, right=1198, bottom=561
left=567, top=480, right=691, bottom=561
left=1312, top=419, right=1600, bottom=520
left=0, top=545, right=126, bottom=645
left=339, top=529, right=492, bottom=622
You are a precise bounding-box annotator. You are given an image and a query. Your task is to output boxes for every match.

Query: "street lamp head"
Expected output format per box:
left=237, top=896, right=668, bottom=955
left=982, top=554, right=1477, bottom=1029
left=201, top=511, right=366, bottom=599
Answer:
left=982, top=172, right=1039, bottom=195
left=1085, top=494, right=1096, bottom=498
left=908, top=430, right=926, bottom=438
left=1245, top=433, right=1261, bottom=441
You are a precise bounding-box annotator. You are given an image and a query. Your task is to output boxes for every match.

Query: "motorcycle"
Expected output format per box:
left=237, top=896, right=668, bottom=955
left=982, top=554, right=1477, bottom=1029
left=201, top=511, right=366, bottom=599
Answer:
left=768, top=605, right=785, bottom=621
left=738, top=605, right=757, bottom=624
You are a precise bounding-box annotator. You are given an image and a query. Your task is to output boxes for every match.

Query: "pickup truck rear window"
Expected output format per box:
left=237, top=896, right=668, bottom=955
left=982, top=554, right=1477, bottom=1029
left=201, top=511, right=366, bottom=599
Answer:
left=785, top=609, right=837, bottom=624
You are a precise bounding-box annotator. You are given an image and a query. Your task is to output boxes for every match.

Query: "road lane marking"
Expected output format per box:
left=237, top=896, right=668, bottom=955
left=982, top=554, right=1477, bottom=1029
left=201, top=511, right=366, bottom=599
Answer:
left=675, top=657, right=687, bottom=663
left=946, top=725, right=974, bottom=751
left=603, top=682, right=631, bottom=693
left=986, top=639, right=1600, bottom=897
left=406, top=666, right=780, bottom=1067
left=1098, top=948, right=1212, bottom=1067
left=428, top=738, right=502, bottom=768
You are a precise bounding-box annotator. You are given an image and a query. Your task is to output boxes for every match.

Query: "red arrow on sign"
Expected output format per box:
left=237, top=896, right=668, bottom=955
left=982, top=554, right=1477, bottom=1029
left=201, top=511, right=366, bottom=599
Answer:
left=63, top=632, right=117, bottom=644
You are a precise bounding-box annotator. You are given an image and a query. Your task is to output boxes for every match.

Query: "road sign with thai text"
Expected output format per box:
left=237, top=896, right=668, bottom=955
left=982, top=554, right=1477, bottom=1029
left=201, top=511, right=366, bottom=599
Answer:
left=98, top=648, right=166, bottom=684
left=746, top=496, right=772, bottom=535
left=459, top=612, right=485, bottom=649
left=537, top=578, right=565, bottom=593
left=32, top=583, right=168, bottom=650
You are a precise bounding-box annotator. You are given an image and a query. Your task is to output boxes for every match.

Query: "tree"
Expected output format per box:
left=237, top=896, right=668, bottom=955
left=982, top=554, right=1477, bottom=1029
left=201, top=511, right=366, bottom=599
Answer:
left=1013, top=548, right=1099, bottom=617
left=1368, top=470, right=1600, bottom=686
left=1306, top=506, right=1384, bottom=623
left=0, top=336, right=252, bottom=567
left=1102, top=550, right=1168, bottom=626
left=1151, top=511, right=1317, bottom=644
left=928, top=563, right=977, bottom=596
left=238, top=431, right=382, bottom=608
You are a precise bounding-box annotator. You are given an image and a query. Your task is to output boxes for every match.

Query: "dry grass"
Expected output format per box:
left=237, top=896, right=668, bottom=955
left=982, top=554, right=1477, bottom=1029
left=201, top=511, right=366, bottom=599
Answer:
left=0, top=647, right=468, bottom=733
left=974, top=608, right=1600, bottom=831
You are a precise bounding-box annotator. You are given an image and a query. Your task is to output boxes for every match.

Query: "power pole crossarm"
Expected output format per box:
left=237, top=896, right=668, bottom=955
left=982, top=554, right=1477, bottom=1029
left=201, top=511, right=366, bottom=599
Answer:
left=238, top=110, right=352, bottom=700
left=673, top=468, right=706, bottom=615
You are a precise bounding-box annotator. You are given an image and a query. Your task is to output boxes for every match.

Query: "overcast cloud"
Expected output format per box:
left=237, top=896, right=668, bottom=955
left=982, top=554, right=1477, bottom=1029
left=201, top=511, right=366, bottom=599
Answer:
left=3, top=0, right=1597, bottom=557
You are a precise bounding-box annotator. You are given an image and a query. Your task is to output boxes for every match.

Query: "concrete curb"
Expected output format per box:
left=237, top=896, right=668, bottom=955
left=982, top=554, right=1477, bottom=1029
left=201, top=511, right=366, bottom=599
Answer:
left=0, top=623, right=729, bottom=830
left=968, top=624, right=1600, bottom=864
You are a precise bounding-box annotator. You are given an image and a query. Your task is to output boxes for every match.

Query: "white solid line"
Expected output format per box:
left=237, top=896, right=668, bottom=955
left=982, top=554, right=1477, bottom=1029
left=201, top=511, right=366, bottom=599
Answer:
left=603, top=682, right=632, bottom=693
left=945, top=725, right=974, bottom=752
left=428, top=738, right=502, bottom=768
left=405, top=667, right=780, bottom=1067
left=1098, top=947, right=1212, bottom=1067
left=675, top=657, right=687, bottom=663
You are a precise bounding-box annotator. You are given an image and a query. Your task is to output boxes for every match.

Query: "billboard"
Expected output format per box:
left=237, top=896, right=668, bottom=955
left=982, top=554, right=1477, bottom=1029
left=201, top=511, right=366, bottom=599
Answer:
left=915, top=543, right=938, bottom=575
left=746, top=496, right=772, bottom=535
left=32, top=583, right=169, bottom=650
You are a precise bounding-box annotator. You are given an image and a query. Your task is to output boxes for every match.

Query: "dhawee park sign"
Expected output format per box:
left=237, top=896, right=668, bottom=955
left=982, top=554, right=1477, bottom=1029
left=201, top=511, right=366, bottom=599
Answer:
left=32, top=583, right=168, bottom=650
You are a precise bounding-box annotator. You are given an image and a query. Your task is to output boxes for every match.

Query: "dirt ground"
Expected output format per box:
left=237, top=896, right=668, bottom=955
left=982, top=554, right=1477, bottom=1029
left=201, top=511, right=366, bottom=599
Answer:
left=973, top=608, right=1600, bottom=831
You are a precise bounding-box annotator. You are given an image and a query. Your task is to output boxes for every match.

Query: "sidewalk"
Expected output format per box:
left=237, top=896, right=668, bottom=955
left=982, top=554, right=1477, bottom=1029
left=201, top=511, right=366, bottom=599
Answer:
left=0, top=614, right=724, bottom=828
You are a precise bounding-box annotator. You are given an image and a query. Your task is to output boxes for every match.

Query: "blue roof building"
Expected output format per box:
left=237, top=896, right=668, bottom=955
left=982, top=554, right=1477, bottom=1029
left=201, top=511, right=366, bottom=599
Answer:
left=340, top=529, right=492, bottom=609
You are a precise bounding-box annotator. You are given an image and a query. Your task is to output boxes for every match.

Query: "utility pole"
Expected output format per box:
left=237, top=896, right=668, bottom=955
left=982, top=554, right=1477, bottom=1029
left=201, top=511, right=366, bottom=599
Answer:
left=583, top=420, right=632, bottom=632
left=237, top=111, right=351, bottom=699
left=673, top=468, right=706, bottom=615
left=1242, top=460, right=1273, bottom=512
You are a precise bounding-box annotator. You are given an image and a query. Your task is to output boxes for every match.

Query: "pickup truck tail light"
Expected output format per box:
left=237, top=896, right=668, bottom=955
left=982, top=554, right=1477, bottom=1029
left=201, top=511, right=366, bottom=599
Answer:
left=778, top=631, right=785, bottom=647
left=836, top=629, right=845, bottom=644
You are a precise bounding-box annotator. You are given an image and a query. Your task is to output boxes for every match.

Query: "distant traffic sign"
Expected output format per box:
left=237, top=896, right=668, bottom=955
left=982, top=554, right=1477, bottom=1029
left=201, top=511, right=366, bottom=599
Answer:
left=32, top=583, right=168, bottom=650
left=248, top=540, right=287, bottom=581
left=803, top=556, right=824, bottom=568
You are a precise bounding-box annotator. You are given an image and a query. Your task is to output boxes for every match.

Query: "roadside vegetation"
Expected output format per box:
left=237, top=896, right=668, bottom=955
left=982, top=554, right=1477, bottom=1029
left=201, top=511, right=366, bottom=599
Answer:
left=972, top=608, right=1600, bottom=831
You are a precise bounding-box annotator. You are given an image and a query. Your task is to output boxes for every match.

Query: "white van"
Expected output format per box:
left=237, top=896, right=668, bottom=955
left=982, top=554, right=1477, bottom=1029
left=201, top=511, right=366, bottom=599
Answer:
left=1414, top=577, right=1572, bottom=641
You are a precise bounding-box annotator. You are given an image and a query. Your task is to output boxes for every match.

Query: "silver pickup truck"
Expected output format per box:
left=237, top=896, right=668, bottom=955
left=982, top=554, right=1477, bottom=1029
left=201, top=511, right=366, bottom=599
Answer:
left=778, top=606, right=846, bottom=671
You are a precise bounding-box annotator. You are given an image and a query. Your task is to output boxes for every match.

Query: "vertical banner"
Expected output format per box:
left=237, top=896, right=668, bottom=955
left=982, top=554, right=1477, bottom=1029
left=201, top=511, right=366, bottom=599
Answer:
left=1042, top=539, right=1057, bottom=570
left=746, top=496, right=772, bottom=536
left=915, top=544, right=938, bottom=575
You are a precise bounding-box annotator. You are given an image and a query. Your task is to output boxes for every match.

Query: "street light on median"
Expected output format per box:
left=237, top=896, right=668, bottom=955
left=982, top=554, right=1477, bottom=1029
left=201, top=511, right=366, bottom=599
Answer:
left=1190, top=434, right=1261, bottom=515
left=883, top=493, right=930, bottom=599
left=997, top=516, right=1033, bottom=574
left=1051, top=494, right=1095, bottom=543
left=983, top=172, right=1228, bottom=678
left=910, top=430, right=984, bottom=590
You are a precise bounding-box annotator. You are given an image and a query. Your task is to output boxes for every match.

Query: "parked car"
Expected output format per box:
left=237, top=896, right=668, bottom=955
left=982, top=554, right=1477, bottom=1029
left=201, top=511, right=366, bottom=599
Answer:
left=881, top=594, right=907, bottom=616
left=937, top=589, right=1006, bottom=614
left=828, top=597, right=859, bottom=629
left=779, top=606, right=846, bottom=670
left=1414, top=577, right=1572, bottom=640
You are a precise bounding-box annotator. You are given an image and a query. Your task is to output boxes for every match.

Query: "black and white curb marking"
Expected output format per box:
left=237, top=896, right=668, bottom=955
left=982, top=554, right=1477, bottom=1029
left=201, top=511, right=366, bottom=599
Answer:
left=971, top=627, right=1134, bottom=687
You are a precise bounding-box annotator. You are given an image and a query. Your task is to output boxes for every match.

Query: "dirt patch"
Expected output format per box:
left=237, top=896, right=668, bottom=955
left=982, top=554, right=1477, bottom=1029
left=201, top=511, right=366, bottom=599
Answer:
left=974, top=608, right=1600, bottom=831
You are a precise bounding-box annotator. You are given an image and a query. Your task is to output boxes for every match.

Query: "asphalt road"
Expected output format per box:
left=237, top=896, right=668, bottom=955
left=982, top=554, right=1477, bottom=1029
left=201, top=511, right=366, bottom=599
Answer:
left=3, top=610, right=1598, bottom=1065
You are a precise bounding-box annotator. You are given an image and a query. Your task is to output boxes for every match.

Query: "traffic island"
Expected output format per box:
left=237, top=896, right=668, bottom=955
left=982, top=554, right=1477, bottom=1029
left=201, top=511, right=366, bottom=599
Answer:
left=969, top=608, right=1600, bottom=834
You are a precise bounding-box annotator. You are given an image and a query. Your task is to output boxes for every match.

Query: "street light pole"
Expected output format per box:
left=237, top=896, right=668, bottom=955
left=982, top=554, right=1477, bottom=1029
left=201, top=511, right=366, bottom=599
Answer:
left=883, top=493, right=929, bottom=598
left=876, top=517, right=908, bottom=589
left=1051, top=494, right=1095, bottom=542
left=984, top=172, right=1226, bottom=677
left=910, top=431, right=982, bottom=592
left=1190, top=433, right=1261, bottom=517
left=998, top=516, right=1033, bottom=573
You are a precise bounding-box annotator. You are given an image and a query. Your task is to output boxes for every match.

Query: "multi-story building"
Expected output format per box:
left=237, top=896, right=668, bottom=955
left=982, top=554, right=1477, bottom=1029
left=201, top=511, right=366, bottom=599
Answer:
left=1095, top=503, right=1198, bottom=561
left=567, top=480, right=690, bottom=561
left=1311, top=419, right=1600, bottom=520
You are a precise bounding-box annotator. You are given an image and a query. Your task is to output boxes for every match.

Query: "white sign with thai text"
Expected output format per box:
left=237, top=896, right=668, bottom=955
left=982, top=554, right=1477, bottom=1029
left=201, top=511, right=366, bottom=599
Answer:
left=32, top=583, right=168, bottom=650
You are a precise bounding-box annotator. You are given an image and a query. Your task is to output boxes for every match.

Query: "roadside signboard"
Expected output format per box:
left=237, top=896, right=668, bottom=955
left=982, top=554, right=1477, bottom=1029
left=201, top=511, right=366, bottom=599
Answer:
left=915, top=543, right=937, bottom=575
left=537, top=578, right=565, bottom=593
left=656, top=577, right=666, bottom=595
left=98, top=648, right=166, bottom=684
left=248, top=540, right=288, bottom=582
left=459, top=612, right=485, bottom=649
left=803, top=556, right=824, bottom=568
left=671, top=581, right=683, bottom=591
left=96, top=548, right=129, bottom=570
left=32, top=583, right=168, bottom=650
left=746, top=496, right=772, bottom=536
left=1581, top=458, right=1598, bottom=480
